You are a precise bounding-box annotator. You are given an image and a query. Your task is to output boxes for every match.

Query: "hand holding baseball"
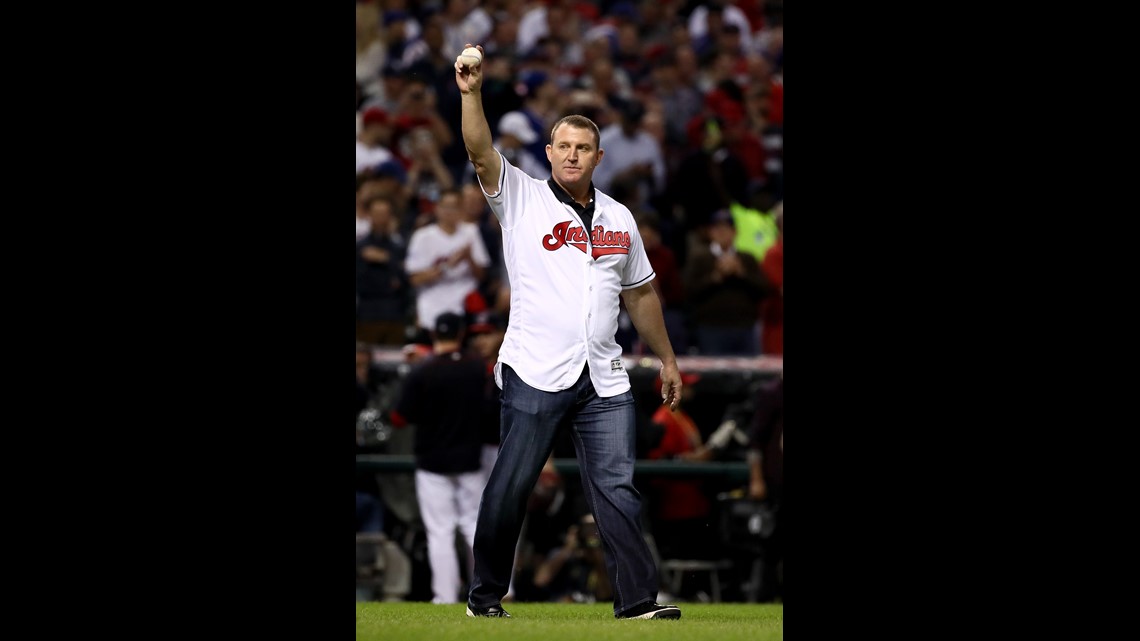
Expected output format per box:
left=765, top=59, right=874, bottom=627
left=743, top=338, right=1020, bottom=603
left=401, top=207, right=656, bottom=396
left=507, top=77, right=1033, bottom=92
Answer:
left=454, top=44, right=484, bottom=94
left=458, top=46, right=482, bottom=68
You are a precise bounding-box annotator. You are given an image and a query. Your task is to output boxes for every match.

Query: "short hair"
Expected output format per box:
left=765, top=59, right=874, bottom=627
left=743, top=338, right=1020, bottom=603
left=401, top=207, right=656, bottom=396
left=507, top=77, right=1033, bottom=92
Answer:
left=550, top=114, right=601, bottom=149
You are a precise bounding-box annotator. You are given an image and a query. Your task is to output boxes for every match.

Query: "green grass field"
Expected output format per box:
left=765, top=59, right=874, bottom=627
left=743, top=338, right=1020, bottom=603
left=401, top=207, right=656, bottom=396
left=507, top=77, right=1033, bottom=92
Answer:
left=356, top=602, right=783, bottom=641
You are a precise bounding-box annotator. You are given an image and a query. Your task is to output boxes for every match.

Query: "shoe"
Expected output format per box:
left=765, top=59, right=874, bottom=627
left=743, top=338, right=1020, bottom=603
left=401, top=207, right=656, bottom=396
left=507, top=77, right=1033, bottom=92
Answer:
left=616, top=602, right=681, bottom=620
left=466, top=603, right=511, bottom=618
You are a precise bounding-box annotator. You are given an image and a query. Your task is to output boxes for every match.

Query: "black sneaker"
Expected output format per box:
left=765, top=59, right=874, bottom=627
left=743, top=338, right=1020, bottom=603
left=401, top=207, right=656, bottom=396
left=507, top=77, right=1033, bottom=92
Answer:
left=615, top=602, right=681, bottom=620
left=466, top=603, right=511, bottom=618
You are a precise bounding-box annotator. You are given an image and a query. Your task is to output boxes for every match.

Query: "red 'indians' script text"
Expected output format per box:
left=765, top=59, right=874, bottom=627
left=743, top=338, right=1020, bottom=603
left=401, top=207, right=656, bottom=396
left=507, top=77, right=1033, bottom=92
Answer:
left=542, top=221, right=631, bottom=258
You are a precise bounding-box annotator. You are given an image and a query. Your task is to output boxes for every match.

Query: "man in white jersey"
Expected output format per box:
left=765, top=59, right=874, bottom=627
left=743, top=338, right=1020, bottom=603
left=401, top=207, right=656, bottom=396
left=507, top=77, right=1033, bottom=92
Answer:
left=455, top=44, right=683, bottom=621
left=405, top=188, right=492, bottom=333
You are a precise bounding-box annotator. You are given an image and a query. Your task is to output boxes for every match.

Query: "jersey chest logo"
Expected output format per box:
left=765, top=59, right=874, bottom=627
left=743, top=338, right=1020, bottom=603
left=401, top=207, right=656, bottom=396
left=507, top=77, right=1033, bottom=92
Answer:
left=542, top=221, right=631, bottom=259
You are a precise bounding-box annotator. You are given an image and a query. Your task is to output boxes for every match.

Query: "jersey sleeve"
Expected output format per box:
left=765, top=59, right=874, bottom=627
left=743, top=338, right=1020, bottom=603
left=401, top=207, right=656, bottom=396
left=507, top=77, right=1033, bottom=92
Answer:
left=480, top=150, right=532, bottom=231
left=620, top=215, right=656, bottom=289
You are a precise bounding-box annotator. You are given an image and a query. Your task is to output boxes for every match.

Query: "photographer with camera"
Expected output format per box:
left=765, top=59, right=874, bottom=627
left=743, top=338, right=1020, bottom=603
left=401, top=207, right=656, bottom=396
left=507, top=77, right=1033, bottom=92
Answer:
left=529, top=513, right=612, bottom=604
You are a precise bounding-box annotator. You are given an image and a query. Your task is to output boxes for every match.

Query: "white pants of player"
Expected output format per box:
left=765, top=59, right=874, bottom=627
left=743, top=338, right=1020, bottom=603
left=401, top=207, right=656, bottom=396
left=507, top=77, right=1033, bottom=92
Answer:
left=415, top=468, right=483, bottom=604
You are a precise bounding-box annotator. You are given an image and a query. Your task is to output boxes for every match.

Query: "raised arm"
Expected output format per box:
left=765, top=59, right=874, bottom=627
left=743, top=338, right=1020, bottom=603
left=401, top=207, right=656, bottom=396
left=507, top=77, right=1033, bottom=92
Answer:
left=455, top=44, right=502, bottom=195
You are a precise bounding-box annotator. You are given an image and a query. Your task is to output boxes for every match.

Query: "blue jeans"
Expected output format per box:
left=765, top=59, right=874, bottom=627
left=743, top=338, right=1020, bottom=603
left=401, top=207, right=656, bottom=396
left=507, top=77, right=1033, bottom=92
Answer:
left=468, top=364, right=659, bottom=615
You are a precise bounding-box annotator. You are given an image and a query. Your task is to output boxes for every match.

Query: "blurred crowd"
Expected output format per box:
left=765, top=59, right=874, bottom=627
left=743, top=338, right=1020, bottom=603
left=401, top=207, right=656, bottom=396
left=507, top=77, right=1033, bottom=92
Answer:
left=357, top=0, right=784, bottom=358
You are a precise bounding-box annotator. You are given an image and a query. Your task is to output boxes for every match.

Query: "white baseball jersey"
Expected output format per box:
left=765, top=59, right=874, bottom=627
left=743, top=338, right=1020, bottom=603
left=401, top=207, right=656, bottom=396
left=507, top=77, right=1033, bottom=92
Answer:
left=480, top=151, right=656, bottom=397
left=405, top=222, right=491, bottom=330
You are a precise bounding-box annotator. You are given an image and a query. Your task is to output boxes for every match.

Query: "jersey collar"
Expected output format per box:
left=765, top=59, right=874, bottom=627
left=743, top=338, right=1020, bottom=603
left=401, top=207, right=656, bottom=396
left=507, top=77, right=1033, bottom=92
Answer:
left=547, top=178, right=596, bottom=219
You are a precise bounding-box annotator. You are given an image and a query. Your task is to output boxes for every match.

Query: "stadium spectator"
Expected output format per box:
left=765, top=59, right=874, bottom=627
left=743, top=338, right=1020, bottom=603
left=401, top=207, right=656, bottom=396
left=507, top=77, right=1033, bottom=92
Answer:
left=688, top=0, right=756, bottom=54
left=593, top=100, right=666, bottom=213
left=493, top=111, right=549, bottom=179
left=648, top=51, right=704, bottom=159
left=356, top=2, right=387, bottom=108
left=405, top=126, right=456, bottom=223
left=380, top=7, right=424, bottom=74
left=404, top=188, right=491, bottom=335
left=728, top=184, right=779, bottom=263
left=683, top=208, right=768, bottom=355
left=357, top=196, right=411, bottom=346
left=443, top=0, right=495, bottom=61
left=390, top=77, right=455, bottom=167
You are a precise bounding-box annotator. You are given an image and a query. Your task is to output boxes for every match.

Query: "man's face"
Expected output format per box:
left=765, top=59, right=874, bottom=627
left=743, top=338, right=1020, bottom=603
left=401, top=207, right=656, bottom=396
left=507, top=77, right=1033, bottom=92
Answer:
left=435, top=193, right=463, bottom=227
left=368, top=200, right=392, bottom=229
left=547, top=125, right=603, bottom=192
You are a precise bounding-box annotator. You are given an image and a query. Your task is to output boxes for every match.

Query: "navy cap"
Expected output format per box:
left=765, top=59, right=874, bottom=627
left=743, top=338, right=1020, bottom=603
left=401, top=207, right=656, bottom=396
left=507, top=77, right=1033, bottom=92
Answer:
left=434, top=312, right=465, bottom=340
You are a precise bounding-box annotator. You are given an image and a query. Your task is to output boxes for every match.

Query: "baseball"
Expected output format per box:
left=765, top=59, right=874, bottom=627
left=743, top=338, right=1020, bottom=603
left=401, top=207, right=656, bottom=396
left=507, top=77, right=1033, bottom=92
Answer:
left=457, top=46, right=482, bottom=68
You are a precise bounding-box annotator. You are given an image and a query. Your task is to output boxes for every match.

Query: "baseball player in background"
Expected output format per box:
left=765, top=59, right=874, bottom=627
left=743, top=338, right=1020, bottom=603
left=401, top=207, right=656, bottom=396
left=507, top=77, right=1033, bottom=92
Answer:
left=455, top=44, right=683, bottom=620
left=389, top=312, right=488, bottom=604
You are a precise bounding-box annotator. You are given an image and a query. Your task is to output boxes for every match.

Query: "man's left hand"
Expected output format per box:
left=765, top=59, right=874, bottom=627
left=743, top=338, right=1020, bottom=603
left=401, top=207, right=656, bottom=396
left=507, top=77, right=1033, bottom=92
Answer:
left=659, top=360, right=682, bottom=411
